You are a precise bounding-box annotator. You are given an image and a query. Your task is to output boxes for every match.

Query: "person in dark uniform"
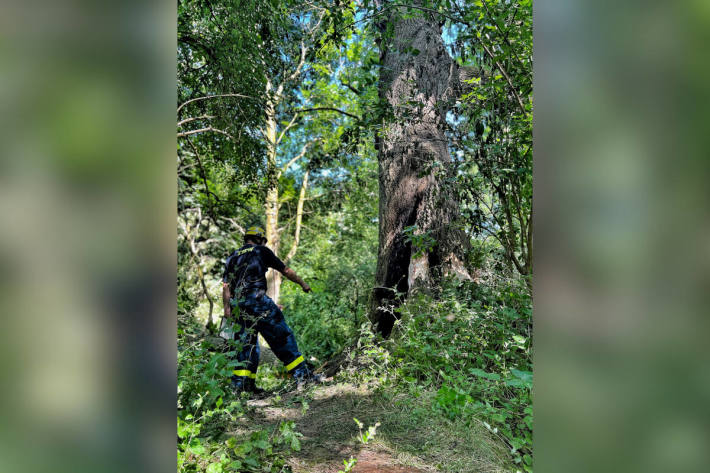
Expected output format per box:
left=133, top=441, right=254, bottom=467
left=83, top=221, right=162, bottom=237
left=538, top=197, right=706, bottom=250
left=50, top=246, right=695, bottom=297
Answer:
left=222, top=226, right=322, bottom=393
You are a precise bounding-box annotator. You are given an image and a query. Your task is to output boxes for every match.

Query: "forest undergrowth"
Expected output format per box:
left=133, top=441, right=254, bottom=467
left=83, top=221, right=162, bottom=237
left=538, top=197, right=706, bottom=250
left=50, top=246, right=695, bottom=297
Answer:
left=178, top=268, right=532, bottom=473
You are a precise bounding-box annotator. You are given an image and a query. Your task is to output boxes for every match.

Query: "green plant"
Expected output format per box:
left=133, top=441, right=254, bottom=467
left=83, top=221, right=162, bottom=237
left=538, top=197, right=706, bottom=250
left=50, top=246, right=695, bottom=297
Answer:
left=284, top=290, right=366, bottom=362
left=178, top=326, right=304, bottom=472
left=341, top=276, right=532, bottom=471
left=387, top=279, right=533, bottom=471
left=337, top=418, right=380, bottom=473
left=402, top=225, right=437, bottom=259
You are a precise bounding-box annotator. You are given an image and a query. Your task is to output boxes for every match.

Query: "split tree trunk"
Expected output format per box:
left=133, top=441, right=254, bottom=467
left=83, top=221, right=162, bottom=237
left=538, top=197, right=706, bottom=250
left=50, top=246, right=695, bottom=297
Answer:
left=371, top=4, right=471, bottom=337
left=271, top=169, right=309, bottom=303
left=261, top=62, right=312, bottom=305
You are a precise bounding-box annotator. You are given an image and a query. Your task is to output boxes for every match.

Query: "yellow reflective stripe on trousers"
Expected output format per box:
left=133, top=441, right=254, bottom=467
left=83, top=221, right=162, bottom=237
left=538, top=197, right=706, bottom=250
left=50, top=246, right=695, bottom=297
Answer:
left=233, top=369, right=257, bottom=378
left=285, top=355, right=304, bottom=372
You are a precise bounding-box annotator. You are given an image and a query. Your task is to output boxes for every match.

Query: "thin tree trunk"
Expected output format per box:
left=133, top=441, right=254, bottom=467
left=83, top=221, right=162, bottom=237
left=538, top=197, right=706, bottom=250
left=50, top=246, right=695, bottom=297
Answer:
left=261, top=55, right=308, bottom=304
left=286, top=169, right=309, bottom=263
left=264, top=176, right=280, bottom=298
left=263, top=79, right=283, bottom=302
left=272, top=169, right=309, bottom=304
left=371, top=3, right=471, bottom=337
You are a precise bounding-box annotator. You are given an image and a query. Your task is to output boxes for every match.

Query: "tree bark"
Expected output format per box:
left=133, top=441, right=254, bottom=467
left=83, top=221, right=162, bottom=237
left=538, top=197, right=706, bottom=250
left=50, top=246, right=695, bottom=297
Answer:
left=286, top=169, right=309, bottom=263
left=262, top=79, right=310, bottom=304
left=270, top=169, right=309, bottom=304
left=371, top=4, right=471, bottom=337
left=264, top=79, right=283, bottom=302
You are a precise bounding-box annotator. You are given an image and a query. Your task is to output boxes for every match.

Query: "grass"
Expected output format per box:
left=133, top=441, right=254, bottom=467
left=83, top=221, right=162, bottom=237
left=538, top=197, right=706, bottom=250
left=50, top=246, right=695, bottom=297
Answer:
left=233, top=357, right=512, bottom=473
left=355, top=388, right=511, bottom=473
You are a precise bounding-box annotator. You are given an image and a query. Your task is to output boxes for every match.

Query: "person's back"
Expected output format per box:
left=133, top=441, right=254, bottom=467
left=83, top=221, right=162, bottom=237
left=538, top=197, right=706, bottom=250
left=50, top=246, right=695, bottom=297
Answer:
left=224, top=243, right=284, bottom=297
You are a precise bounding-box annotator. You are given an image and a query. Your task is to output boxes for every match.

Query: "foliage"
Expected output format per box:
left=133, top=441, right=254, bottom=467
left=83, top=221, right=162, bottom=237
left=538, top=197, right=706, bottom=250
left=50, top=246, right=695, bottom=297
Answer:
left=285, top=291, right=367, bottom=362
left=402, top=225, right=437, bottom=259
left=178, top=331, right=304, bottom=472
left=178, top=0, right=276, bottom=190
left=337, top=268, right=532, bottom=469
left=277, top=153, right=379, bottom=360
left=178, top=338, right=240, bottom=413
left=390, top=278, right=532, bottom=471
left=451, top=0, right=534, bottom=279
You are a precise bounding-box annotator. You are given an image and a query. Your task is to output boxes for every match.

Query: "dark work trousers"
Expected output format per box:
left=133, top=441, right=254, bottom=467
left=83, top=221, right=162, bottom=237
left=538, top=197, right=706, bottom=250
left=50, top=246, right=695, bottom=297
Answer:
left=230, top=290, right=305, bottom=386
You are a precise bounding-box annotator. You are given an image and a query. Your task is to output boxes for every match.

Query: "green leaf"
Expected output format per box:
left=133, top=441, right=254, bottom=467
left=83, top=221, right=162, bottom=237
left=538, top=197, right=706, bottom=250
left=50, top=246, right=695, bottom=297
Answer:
left=234, top=442, right=252, bottom=456
left=253, top=440, right=270, bottom=450
left=469, top=368, right=501, bottom=381
left=188, top=438, right=206, bottom=456
left=504, top=378, right=530, bottom=389
left=511, top=369, right=533, bottom=383
left=206, top=462, right=223, bottom=473
left=243, top=456, right=260, bottom=468
left=177, top=419, right=188, bottom=439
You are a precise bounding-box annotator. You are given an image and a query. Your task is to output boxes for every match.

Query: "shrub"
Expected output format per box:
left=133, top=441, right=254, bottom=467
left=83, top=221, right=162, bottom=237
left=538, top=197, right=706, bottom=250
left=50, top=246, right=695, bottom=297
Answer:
left=386, top=278, right=532, bottom=471
left=178, top=332, right=302, bottom=472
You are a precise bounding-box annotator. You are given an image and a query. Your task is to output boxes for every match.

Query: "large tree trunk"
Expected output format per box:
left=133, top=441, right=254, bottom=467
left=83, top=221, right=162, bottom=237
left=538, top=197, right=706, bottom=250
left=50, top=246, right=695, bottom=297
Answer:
left=370, top=5, right=471, bottom=337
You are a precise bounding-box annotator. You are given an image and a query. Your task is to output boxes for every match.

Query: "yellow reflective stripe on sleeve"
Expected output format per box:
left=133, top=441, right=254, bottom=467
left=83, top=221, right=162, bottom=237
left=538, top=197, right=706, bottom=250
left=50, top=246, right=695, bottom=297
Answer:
left=249, top=373, right=257, bottom=379
left=233, top=369, right=252, bottom=377
left=285, top=355, right=304, bottom=372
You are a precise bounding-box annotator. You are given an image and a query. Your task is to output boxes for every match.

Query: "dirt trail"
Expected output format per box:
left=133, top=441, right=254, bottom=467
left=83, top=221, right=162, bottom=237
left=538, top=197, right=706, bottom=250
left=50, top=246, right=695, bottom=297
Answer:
left=231, top=382, right=431, bottom=473
left=224, top=342, right=509, bottom=473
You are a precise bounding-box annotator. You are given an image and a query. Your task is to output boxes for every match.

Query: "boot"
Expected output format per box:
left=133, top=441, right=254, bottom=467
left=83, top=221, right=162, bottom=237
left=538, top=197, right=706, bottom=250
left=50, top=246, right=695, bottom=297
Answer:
left=231, top=376, right=250, bottom=394
left=232, top=377, right=269, bottom=397
left=292, top=363, right=324, bottom=387
left=245, top=378, right=268, bottom=397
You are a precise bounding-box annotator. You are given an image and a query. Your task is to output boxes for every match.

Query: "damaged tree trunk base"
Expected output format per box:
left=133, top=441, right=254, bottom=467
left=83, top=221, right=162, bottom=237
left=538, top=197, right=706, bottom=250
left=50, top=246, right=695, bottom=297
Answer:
left=370, top=4, right=472, bottom=338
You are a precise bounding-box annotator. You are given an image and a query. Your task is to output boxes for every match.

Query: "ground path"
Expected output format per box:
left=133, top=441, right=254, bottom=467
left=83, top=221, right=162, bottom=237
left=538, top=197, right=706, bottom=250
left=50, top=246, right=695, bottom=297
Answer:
left=226, top=346, right=510, bottom=473
left=239, top=383, right=430, bottom=473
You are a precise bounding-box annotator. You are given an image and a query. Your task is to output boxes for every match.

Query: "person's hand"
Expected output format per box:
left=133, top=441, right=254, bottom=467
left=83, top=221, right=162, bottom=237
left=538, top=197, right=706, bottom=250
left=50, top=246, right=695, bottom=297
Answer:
left=301, top=282, right=311, bottom=293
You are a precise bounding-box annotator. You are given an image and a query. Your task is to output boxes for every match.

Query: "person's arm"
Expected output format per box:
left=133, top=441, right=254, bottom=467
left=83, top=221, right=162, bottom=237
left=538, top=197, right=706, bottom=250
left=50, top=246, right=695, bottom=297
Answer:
left=262, top=246, right=311, bottom=293
left=223, top=282, right=232, bottom=318
left=282, top=267, right=311, bottom=293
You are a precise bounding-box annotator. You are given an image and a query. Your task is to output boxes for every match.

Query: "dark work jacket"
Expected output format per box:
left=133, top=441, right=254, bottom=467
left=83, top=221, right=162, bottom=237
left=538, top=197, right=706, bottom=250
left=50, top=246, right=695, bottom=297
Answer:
left=222, top=244, right=286, bottom=297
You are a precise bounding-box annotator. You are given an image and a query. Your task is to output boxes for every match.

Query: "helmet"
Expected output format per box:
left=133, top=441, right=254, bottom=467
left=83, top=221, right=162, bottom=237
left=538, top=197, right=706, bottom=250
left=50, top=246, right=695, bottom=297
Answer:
left=245, top=226, right=267, bottom=243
